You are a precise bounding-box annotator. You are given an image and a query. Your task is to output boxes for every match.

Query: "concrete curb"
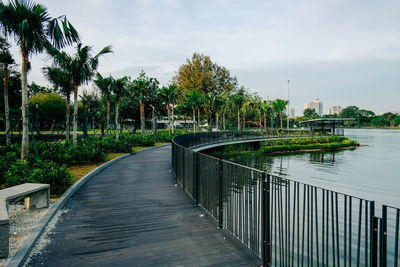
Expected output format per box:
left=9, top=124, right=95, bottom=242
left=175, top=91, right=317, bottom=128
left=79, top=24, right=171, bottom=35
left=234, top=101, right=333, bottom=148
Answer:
left=7, top=144, right=171, bottom=267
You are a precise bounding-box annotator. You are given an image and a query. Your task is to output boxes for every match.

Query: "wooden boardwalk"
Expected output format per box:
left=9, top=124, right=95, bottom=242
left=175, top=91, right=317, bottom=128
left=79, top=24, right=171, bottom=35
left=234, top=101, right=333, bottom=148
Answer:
left=28, top=145, right=261, bottom=266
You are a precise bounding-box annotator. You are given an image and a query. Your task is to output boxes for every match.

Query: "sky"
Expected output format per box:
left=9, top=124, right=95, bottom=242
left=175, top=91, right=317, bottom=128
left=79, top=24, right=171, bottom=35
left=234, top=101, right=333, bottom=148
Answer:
left=7, top=0, right=400, bottom=115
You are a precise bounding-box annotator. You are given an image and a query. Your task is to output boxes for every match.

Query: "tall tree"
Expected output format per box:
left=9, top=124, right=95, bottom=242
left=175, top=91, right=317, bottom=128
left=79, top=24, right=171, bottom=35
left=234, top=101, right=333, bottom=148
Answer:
left=204, top=92, right=217, bottom=131
left=94, top=73, right=112, bottom=129
left=220, top=91, right=230, bottom=131
left=185, top=90, right=203, bottom=133
left=172, top=53, right=237, bottom=99
left=43, top=66, right=73, bottom=139
left=158, top=85, right=177, bottom=135
left=130, top=71, right=159, bottom=136
left=261, top=100, right=273, bottom=130
left=0, top=36, right=14, bottom=146
left=272, top=99, right=289, bottom=129
left=232, top=88, right=246, bottom=131
left=46, top=43, right=112, bottom=145
left=0, top=0, right=79, bottom=159
left=110, top=76, right=127, bottom=139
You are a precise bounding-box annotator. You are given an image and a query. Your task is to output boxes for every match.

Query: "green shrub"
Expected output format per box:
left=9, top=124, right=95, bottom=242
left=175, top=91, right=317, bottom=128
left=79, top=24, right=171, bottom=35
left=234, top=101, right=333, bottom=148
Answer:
left=133, top=134, right=156, bottom=146
left=0, top=151, right=19, bottom=185
left=5, top=160, right=71, bottom=194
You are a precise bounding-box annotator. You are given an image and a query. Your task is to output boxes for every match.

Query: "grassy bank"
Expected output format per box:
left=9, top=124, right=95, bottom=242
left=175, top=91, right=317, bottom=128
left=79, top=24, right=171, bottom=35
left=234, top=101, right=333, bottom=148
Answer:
left=211, top=136, right=359, bottom=158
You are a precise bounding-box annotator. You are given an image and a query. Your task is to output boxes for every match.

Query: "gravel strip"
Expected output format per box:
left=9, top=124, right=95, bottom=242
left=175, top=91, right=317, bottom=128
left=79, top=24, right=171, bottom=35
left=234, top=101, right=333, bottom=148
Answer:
left=0, top=204, right=52, bottom=267
left=23, top=208, right=68, bottom=266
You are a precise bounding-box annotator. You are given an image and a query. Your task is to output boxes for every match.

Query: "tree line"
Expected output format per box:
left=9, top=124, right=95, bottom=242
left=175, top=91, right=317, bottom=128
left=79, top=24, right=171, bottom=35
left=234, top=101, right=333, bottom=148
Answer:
left=0, top=2, right=292, bottom=162
left=300, top=106, right=400, bottom=128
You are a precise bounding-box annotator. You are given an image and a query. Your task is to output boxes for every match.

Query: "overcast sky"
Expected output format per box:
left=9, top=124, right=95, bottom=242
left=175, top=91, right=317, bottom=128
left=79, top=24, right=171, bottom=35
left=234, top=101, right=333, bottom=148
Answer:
left=8, top=0, right=400, bottom=115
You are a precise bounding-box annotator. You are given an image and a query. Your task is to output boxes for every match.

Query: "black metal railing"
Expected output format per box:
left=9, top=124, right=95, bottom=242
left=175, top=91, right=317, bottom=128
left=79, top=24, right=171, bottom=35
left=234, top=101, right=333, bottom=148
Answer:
left=171, top=131, right=399, bottom=266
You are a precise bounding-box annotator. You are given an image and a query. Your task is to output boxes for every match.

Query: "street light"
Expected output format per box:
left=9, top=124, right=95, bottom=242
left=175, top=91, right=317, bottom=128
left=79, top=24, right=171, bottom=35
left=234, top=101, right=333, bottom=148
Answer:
left=287, top=80, right=290, bottom=130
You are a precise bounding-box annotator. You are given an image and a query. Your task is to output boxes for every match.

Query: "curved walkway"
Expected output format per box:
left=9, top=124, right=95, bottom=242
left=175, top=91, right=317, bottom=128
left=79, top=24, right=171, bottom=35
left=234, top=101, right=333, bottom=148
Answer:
left=27, top=145, right=261, bottom=266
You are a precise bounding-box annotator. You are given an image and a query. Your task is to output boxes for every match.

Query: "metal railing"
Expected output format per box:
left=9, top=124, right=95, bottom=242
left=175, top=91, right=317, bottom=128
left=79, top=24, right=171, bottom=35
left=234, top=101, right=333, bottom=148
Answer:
left=171, top=131, right=399, bottom=266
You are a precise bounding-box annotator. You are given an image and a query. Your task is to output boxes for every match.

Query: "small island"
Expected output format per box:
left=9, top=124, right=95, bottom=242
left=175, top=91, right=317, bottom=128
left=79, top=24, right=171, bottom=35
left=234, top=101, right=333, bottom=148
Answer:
left=211, top=136, right=359, bottom=158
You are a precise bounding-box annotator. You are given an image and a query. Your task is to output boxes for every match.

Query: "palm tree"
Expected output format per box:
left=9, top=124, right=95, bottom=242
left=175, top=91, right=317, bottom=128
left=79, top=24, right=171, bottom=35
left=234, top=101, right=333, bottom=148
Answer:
left=94, top=73, right=112, bottom=129
left=43, top=66, right=73, bottom=140
left=185, top=90, right=203, bottom=133
left=232, top=88, right=245, bottom=131
left=169, top=85, right=178, bottom=133
left=214, top=95, right=224, bottom=131
left=158, top=85, right=177, bottom=135
left=255, top=99, right=263, bottom=133
left=238, top=95, right=254, bottom=132
left=0, top=0, right=80, bottom=159
left=261, top=100, right=273, bottom=131
left=220, top=91, right=230, bottom=130
left=159, top=86, right=171, bottom=134
left=131, top=71, right=159, bottom=136
left=46, top=43, right=112, bottom=145
left=272, top=99, right=289, bottom=129
left=204, top=92, right=217, bottom=131
left=110, top=76, right=127, bottom=139
left=0, top=37, right=14, bottom=146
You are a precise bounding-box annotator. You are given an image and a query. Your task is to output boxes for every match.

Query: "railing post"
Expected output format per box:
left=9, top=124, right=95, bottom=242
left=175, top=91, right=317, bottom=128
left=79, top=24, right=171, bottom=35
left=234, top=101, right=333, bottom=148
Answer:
left=194, top=152, right=199, bottom=206
left=370, top=201, right=376, bottom=266
left=262, top=173, right=271, bottom=266
left=371, top=216, right=379, bottom=267
left=380, top=205, right=387, bottom=267
left=182, top=148, right=185, bottom=191
left=218, top=158, right=223, bottom=229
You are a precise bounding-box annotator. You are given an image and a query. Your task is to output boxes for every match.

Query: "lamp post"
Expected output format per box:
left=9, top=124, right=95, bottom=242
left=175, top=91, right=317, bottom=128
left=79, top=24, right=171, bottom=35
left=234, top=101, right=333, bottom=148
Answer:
left=287, top=80, right=290, bottom=130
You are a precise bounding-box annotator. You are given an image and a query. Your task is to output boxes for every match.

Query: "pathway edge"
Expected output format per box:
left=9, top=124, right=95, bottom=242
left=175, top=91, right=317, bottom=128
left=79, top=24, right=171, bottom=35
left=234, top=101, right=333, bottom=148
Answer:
left=8, top=144, right=170, bottom=267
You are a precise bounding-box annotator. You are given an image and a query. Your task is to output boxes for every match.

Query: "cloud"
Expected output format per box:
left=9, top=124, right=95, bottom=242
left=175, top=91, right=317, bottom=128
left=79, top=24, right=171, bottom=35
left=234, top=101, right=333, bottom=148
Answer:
left=5, top=0, right=400, bottom=114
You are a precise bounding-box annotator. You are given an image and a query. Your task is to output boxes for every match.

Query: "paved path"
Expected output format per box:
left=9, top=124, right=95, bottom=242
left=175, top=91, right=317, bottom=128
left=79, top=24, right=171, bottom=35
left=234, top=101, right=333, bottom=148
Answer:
left=28, top=145, right=261, bottom=266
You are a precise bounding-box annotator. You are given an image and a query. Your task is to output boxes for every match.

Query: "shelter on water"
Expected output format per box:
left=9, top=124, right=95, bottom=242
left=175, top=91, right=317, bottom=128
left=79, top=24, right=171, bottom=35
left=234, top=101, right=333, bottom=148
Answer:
left=300, top=118, right=355, bottom=135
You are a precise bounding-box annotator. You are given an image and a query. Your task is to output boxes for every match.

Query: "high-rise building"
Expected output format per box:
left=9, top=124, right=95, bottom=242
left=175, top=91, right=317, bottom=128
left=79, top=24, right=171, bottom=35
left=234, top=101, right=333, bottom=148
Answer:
left=304, top=99, right=323, bottom=116
left=328, top=106, right=342, bottom=115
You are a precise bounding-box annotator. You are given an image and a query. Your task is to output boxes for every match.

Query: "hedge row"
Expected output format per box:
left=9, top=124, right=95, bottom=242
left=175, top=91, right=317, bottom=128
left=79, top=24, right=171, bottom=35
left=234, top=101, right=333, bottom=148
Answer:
left=0, top=131, right=185, bottom=194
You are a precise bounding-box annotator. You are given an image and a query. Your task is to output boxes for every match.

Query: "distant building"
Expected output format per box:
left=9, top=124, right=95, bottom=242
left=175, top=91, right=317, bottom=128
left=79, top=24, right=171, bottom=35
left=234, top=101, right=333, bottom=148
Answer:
left=304, top=99, right=323, bottom=116
left=328, top=106, right=342, bottom=115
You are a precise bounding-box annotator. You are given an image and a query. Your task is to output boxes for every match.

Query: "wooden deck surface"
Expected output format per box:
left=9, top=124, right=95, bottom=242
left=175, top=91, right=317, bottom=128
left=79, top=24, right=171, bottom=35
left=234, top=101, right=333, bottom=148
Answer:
left=28, top=145, right=261, bottom=266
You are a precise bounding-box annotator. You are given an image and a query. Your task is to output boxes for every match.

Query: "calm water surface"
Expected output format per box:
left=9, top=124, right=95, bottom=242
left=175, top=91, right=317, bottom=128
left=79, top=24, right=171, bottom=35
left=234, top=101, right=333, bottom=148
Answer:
left=227, top=128, right=400, bottom=207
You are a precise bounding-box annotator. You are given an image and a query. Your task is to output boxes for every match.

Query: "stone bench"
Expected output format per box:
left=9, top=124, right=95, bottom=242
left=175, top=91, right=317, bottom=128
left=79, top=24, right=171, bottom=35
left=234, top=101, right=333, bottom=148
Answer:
left=0, top=183, right=50, bottom=259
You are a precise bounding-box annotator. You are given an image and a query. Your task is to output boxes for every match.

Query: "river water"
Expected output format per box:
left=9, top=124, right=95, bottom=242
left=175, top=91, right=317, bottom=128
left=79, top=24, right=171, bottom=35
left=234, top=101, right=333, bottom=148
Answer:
left=226, top=128, right=400, bottom=207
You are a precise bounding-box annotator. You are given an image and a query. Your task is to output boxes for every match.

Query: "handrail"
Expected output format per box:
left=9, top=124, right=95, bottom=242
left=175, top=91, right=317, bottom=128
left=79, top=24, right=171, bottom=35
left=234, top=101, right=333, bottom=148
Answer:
left=171, top=131, right=400, bottom=266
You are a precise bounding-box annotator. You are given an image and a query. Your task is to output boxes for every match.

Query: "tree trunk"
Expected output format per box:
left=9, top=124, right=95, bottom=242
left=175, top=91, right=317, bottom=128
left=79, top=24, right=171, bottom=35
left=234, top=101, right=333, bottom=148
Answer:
left=115, top=99, right=119, bottom=139
left=167, top=103, right=171, bottom=135
left=3, top=64, right=10, bottom=146
left=223, top=111, right=226, bottom=131
left=209, top=112, right=212, bottom=132
left=263, top=111, right=267, bottom=131
left=73, top=83, right=78, bottom=146
left=192, top=106, right=196, bottom=133
left=140, top=98, right=145, bottom=136
left=172, top=104, right=175, bottom=134
left=258, top=111, right=262, bottom=133
left=106, top=97, right=110, bottom=129
left=20, top=47, right=29, bottom=160
left=197, top=108, right=200, bottom=131
left=216, top=111, right=219, bottom=131
left=280, top=111, right=283, bottom=129
left=237, top=106, right=240, bottom=131
left=243, top=112, right=246, bottom=131
left=66, top=94, right=70, bottom=141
